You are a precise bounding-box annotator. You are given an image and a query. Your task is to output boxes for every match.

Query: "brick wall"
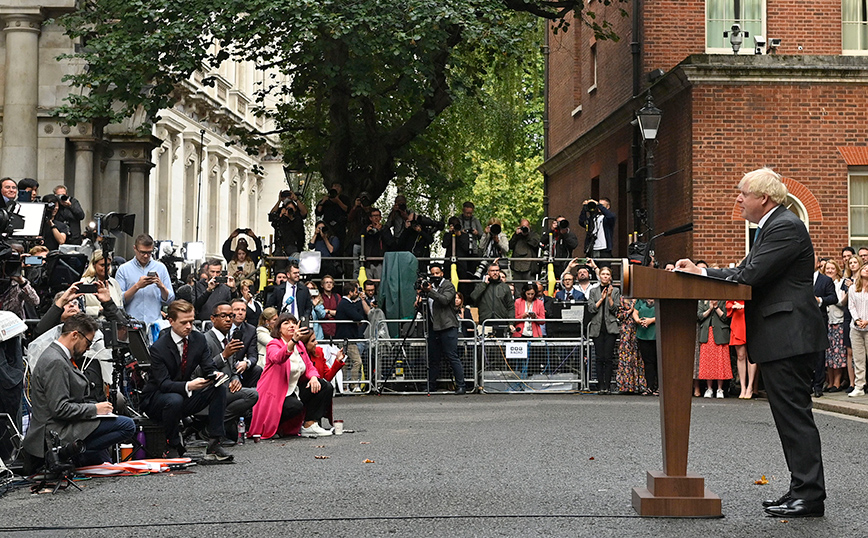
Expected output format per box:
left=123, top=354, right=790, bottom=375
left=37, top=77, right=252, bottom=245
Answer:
left=685, top=83, right=862, bottom=268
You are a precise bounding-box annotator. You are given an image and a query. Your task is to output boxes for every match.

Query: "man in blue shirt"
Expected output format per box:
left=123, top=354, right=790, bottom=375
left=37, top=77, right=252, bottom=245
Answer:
left=115, top=234, right=175, bottom=325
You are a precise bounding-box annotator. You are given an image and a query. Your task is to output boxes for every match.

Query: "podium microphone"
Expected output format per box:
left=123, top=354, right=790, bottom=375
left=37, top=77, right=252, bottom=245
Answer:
left=642, top=222, right=694, bottom=267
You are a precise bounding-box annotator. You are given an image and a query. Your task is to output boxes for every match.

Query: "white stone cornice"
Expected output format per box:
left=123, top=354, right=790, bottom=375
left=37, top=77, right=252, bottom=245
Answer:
left=0, top=8, right=44, bottom=34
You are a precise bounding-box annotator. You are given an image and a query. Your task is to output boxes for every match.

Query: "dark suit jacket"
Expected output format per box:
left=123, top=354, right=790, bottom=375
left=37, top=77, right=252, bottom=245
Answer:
left=813, top=272, right=837, bottom=324
left=203, top=324, right=257, bottom=382
left=265, top=281, right=312, bottom=319
left=0, top=336, right=24, bottom=390
left=23, top=342, right=100, bottom=458
left=706, top=205, right=828, bottom=362
left=427, top=279, right=458, bottom=332
left=142, top=330, right=218, bottom=405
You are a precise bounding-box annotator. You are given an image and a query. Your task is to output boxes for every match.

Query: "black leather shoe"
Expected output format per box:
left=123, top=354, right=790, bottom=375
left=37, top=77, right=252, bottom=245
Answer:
left=813, top=387, right=823, bottom=398
left=762, top=492, right=792, bottom=508
left=455, top=387, right=466, bottom=395
left=764, top=498, right=824, bottom=517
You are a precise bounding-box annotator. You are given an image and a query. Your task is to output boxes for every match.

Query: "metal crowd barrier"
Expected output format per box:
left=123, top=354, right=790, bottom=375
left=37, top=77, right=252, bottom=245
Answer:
left=308, top=319, right=373, bottom=394
left=373, top=318, right=478, bottom=395
left=480, top=318, right=590, bottom=393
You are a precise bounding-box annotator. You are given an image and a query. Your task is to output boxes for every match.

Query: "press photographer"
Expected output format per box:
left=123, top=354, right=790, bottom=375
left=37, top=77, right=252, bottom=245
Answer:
left=314, top=182, right=350, bottom=249
left=308, top=220, right=340, bottom=277
left=474, top=219, right=509, bottom=279
left=22, top=313, right=135, bottom=470
left=509, top=218, right=540, bottom=284
left=193, top=259, right=238, bottom=321
left=417, top=264, right=465, bottom=394
left=579, top=198, right=616, bottom=259
left=38, top=195, right=69, bottom=251
left=53, top=185, right=86, bottom=245
left=17, top=178, right=39, bottom=202
left=397, top=213, right=441, bottom=273
left=269, top=190, right=307, bottom=259
left=540, top=216, right=579, bottom=276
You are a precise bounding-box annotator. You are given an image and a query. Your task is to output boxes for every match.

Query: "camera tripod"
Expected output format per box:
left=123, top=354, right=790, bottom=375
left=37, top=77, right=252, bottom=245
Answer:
left=376, top=292, right=431, bottom=394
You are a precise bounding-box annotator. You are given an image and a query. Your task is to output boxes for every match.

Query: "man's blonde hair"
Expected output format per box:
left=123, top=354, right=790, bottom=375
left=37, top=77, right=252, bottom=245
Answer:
left=738, top=167, right=788, bottom=204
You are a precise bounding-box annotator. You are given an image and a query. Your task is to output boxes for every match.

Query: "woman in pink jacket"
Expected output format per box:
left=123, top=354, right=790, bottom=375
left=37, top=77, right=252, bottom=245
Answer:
left=249, top=314, right=335, bottom=439
left=512, top=282, right=546, bottom=337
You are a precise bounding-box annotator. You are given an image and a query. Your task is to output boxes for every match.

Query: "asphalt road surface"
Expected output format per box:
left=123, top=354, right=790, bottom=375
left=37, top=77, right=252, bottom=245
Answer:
left=1, top=393, right=865, bottom=537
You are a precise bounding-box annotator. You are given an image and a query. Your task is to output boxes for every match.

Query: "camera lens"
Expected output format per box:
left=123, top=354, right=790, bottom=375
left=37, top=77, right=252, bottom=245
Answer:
left=60, top=194, right=69, bottom=203
left=520, top=226, right=529, bottom=234
left=328, top=188, right=338, bottom=198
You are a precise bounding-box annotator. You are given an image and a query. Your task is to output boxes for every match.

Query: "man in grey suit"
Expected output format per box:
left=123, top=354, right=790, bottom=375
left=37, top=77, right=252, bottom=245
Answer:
left=677, top=168, right=827, bottom=517
left=419, top=264, right=465, bottom=394
left=204, top=302, right=258, bottom=442
left=23, top=314, right=135, bottom=468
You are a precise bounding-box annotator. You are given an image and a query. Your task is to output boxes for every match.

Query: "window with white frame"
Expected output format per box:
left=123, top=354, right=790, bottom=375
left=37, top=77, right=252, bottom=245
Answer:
left=843, top=0, right=868, bottom=52
left=850, top=169, right=868, bottom=246
left=706, top=0, right=765, bottom=53
left=746, top=194, right=808, bottom=252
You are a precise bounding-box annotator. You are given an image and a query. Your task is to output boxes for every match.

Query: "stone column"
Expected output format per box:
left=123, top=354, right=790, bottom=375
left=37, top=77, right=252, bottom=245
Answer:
left=0, top=10, right=43, bottom=179
left=126, top=160, right=154, bottom=240
left=71, top=138, right=96, bottom=217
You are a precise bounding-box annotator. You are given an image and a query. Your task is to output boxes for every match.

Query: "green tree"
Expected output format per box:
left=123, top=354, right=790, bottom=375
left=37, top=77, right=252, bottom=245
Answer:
left=56, top=0, right=625, bottom=203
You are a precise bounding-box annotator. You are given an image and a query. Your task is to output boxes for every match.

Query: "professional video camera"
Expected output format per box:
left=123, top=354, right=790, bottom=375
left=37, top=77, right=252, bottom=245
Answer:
left=44, top=430, right=84, bottom=475
left=408, top=214, right=444, bottom=232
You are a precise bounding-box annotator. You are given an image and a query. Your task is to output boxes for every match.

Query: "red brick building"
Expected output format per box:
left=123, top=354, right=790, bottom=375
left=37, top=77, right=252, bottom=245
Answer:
left=542, top=0, right=868, bottom=267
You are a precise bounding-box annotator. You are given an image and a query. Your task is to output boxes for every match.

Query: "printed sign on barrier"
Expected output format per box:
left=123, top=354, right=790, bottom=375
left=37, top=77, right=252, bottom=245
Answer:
left=505, top=341, right=528, bottom=359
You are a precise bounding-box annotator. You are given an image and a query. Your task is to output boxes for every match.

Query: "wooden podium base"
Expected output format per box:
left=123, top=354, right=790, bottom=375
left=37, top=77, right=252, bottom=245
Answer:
left=631, top=471, right=722, bottom=517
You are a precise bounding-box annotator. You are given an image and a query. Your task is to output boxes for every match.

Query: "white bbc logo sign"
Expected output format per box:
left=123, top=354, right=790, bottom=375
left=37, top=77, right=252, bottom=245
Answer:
left=506, top=342, right=528, bottom=359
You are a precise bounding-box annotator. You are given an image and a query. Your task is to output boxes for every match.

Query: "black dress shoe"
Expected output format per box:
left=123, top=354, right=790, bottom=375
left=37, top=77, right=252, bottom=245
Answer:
left=813, top=387, right=823, bottom=398
left=762, top=492, right=792, bottom=508
left=455, top=387, right=466, bottom=395
left=764, top=498, right=824, bottom=517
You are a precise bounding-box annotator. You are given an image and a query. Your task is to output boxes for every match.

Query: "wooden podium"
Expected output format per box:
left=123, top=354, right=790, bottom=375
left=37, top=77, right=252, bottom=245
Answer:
left=622, top=262, right=751, bottom=517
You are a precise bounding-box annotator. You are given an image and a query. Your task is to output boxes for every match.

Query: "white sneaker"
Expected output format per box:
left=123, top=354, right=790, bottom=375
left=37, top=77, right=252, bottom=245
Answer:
left=848, top=388, right=865, bottom=398
left=716, top=389, right=724, bottom=399
left=703, top=388, right=713, bottom=398
left=300, top=423, right=333, bottom=437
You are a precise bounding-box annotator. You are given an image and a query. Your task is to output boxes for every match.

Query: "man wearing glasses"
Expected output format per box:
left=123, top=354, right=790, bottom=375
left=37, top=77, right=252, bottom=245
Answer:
left=22, top=313, right=136, bottom=469
left=116, top=234, right=175, bottom=325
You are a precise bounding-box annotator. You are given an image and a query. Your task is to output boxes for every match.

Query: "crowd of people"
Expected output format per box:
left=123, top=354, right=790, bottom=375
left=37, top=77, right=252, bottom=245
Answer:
left=5, top=174, right=866, bottom=498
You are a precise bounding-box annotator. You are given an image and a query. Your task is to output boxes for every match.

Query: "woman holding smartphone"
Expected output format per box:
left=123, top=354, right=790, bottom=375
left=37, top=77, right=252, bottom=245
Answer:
left=248, top=314, right=336, bottom=439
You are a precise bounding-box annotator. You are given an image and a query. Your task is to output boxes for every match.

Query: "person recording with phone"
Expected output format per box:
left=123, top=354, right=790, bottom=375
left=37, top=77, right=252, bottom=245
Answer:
left=418, top=264, right=466, bottom=394
left=142, top=300, right=232, bottom=461
left=115, top=234, right=175, bottom=325
left=204, top=302, right=259, bottom=444
left=80, top=249, right=124, bottom=318
left=249, top=316, right=336, bottom=439
left=193, top=258, right=238, bottom=321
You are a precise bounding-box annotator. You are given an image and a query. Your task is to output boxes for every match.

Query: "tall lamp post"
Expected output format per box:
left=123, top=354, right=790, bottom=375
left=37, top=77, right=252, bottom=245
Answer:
left=637, top=94, right=662, bottom=255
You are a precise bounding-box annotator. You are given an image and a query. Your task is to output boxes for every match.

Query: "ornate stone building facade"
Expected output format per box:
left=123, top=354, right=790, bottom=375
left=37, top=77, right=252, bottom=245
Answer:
left=0, top=1, right=285, bottom=258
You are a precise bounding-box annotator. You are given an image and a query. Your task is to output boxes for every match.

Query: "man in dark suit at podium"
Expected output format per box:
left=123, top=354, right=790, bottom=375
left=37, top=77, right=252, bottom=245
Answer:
left=676, top=167, right=827, bottom=518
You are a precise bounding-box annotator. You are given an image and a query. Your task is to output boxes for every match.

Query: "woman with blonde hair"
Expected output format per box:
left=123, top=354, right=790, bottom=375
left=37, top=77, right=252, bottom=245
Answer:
left=81, top=249, right=123, bottom=317
left=823, top=260, right=847, bottom=391
left=257, top=307, right=279, bottom=366
left=847, top=263, right=868, bottom=397
left=842, top=255, right=861, bottom=390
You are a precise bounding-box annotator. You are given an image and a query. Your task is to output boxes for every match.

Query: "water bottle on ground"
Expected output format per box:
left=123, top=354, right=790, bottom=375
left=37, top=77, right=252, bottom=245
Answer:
left=238, top=417, right=246, bottom=445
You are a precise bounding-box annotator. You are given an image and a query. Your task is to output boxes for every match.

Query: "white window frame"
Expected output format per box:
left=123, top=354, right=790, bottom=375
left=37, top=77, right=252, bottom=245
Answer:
left=745, top=193, right=808, bottom=255
left=706, top=0, right=767, bottom=55
left=843, top=0, right=868, bottom=55
left=849, top=167, right=868, bottom=246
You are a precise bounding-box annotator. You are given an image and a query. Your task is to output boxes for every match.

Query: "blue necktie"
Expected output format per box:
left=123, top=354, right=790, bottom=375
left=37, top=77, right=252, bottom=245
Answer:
left=753, top=226, right=761, bottom=243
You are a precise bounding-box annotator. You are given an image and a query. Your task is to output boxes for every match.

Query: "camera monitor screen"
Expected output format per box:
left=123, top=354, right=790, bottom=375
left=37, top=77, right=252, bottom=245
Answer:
left=11, top=202, right=47, bottom=237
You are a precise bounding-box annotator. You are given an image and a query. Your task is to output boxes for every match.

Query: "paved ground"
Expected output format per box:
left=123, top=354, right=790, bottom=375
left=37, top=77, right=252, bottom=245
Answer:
left=1, top=392, right=867, bottom=537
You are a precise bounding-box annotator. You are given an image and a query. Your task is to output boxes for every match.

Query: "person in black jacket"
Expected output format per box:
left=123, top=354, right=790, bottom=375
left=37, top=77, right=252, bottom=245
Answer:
left=141, top=300, right=232, bottom=461
left=264, top=262, right=312, bottom=320
left=53, top=185, right=86, bottom=245
left=540, top=216, right=579, bottom=277
left=676, top=167, right=827, bottom=518
left=812, top=259, right=837, bottom=397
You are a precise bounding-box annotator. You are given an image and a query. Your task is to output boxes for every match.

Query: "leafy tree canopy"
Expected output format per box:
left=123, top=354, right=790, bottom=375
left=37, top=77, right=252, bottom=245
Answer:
left=56, top=0, right=626, bottom=202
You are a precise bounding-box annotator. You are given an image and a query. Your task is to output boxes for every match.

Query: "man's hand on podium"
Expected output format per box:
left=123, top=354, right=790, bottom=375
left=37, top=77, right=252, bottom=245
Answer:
left=674, top=259, right=702, bottom=274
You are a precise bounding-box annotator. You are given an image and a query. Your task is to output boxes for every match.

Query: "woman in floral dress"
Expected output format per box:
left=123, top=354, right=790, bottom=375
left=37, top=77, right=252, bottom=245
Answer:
left=616, top=296, right=646, bottom=394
